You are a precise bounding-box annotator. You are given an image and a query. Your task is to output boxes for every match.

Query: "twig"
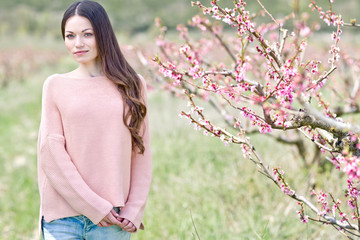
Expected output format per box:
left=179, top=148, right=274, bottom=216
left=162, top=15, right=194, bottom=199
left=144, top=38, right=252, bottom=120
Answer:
left=329, top=193, right=355, bottom=229
left=217, top=1, right=283, bottom=69
left=256, top=0, right=281, bottom=28
left=242, top=138, right=358, bottom=232
left=279, top=29, right=288, bottom=58
left=330, top=224, right=356, bottom=239
left=320, top=66, right=337, bottom=84
left=203, top=70, right=233, bottom=77
left=293, top=194, right=358, bottom=231
left=297, top=128, right=335, bottom=152
left=190, top=209, right=201, bottom=240
left=343, top=23, right=360, bottom=28
left=328, top=0, right=333, bottom=14
left=205, top=25, right=237, bottom=63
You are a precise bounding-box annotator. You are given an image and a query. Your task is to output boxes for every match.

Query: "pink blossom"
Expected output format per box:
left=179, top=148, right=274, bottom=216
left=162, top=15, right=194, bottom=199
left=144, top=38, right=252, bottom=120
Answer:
left=347, top=199, right=356, bottom=209
left=179, top=45, right=190, bottom=54
left=339, top=211, right=348, bottom=223
left=223, top=15, right=233, bottom=25
left=281, top=184, right=295, bottom=195
left=300, top=26, right=311, bottom=37
left=299, top=41, right=307, bottom=51
left=188, top=64, right=202, bottom=79
left=343, top=156, right=360, bottom=180
left=241, top=144, right=251, bottom=158
left=351, top=135, right=358, bottom=142
left=297, top=210, right=309, bottom=223
left=176, top=24, right=188, bottom=39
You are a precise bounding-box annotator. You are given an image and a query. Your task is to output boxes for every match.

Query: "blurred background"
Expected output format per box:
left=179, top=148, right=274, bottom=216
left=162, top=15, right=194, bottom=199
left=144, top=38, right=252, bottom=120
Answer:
left=0, top=0, right=359, bottom=239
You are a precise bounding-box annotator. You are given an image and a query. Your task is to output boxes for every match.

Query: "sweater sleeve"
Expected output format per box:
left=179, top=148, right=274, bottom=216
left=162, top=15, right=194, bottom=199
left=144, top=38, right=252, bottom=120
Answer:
left=38, top=75, right=113, bottom=224
left=118, top=75, right=152, bottom=231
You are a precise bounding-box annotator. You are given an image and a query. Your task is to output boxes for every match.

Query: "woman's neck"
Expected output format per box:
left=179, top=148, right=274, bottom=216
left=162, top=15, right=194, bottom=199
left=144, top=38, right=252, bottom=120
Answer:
left=77, top=60, right=103, bottom=77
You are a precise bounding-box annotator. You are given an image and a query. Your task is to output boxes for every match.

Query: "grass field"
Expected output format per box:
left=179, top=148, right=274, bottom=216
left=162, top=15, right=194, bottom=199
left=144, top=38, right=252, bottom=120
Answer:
left=0, top=67, right=347, bottom=239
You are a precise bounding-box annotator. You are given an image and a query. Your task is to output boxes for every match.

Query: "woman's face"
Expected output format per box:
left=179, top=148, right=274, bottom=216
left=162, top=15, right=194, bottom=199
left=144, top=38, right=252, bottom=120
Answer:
left=64, top=15, right=98, bottom=66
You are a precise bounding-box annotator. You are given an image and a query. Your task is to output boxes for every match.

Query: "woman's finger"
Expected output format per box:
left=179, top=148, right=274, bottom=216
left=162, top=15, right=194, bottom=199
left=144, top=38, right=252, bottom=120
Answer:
left=127, top=225, right=136, bottom=233
left=119, top=219, right=129, bottom=228
left=106, top=213, right=121, bottom=226
left=110, top=209, right=120, bottom=218
left=99, top=219, right=113, bottom=227
left=121, top=219, right=135, bottom=231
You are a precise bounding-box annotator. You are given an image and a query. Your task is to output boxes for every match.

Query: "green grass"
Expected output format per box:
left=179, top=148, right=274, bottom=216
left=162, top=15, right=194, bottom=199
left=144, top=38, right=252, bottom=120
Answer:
left=0, top=70, right=347, bottom=240
left=0, top=78, right=42, bottom=239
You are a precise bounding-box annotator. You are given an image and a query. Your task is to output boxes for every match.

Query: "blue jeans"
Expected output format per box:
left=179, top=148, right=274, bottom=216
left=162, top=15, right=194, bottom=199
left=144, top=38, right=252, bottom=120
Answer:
left=42, top=209, right=131, bottom=240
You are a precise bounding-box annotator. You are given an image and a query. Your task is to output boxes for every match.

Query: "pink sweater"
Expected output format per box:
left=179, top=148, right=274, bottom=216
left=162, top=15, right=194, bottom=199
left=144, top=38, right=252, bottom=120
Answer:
left=37, top=74, right=152, bottom=231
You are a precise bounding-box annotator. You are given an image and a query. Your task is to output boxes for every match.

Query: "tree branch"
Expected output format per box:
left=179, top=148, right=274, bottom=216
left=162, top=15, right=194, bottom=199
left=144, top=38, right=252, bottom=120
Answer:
left=300, top=100, right=360, bottom=135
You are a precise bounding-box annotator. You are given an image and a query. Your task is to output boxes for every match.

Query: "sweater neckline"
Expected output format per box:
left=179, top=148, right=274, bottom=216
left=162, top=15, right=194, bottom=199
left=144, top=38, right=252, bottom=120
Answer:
left=58, top=73, right=107, bottom=80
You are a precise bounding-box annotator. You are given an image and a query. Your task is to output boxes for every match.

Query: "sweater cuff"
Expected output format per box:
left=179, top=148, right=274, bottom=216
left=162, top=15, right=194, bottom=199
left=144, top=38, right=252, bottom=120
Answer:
left=87, top=202, right=113, bottom=225
left=119, top=206, right=145, bottom=232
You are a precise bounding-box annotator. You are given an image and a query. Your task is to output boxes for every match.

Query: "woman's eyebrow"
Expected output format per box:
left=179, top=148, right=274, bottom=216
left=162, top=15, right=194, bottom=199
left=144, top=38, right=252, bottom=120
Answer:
left=82, top=28, right=93, bottom=32
left=65, top=28, right=93, bottom=33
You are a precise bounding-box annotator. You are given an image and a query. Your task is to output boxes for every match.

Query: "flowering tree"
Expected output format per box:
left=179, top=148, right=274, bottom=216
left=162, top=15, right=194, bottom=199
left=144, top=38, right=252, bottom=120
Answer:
left=150, top=0, right=360, bottom=238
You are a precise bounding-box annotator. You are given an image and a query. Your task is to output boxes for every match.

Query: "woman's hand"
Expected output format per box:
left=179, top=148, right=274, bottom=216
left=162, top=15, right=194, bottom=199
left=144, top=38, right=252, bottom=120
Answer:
left=97, top=209, right=121, bottom=227
left=117, top=217, right=137, bottom=233
left=97, top=209, right=137, bottom=232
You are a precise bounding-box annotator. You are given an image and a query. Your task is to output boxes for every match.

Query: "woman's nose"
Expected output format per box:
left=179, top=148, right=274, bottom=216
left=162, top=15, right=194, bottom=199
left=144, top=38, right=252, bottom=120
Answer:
left=75, top=36, right=84, bottom=47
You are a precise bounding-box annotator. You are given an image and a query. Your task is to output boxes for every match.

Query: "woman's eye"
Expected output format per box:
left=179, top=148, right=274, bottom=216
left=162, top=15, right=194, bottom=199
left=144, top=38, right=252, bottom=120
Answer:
left=84, top=33, right=93, bottom=37
left=66, top=34, right=75, bottom=39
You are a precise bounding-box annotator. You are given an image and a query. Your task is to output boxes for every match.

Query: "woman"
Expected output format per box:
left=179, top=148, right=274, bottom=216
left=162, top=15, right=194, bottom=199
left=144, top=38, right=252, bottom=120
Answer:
left=37, top=1, right=152, bottom=239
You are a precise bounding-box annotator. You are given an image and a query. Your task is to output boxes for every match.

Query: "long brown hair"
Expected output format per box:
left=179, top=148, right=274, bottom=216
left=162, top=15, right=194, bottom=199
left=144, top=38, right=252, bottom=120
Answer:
left=61, top=0, right=147, bottom=154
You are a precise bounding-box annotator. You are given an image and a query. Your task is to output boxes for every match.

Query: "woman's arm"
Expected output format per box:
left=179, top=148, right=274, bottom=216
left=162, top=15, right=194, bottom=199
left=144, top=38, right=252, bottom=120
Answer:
left=38, top=75, right=113, bottom=224
left=118, top=75, right=152, bottom=231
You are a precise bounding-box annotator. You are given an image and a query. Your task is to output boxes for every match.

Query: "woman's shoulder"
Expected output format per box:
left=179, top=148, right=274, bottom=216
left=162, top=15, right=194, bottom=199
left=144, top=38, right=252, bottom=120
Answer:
left=43, top=73, right=61, bottom=87
left=137, top=74, right=147, bottom=88
left=43, top=73, right=73, bottom=92
left=46, top=73, right=72, bottom=82
left=137, top=73, right=145, bottom=82
left=46, top=72, right=75, bottom=81
left=45, top=72, right=81, bottom=84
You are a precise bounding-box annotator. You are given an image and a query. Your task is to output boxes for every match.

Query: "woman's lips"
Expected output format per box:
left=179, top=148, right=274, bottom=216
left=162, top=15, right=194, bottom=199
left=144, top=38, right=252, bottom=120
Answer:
left=74, top=51, right=88, bottom=56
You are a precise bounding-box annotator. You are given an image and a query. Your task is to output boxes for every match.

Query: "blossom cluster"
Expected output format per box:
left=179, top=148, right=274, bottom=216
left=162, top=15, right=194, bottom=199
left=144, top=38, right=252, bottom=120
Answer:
left=309, top=1, right=342, bottom=27
left=157, top=60, right=183, bottom=85
left=272, top=167, right=295, bottom=196
left=297, top=202, right=309, bottom=223
left=155, top=0, right=350, bottom=146
left=341, top=155, right=360, bottom=181
left=309, top=1, right=343, bottom=65
left=328, top=150, right=360, bottom=181
left=192, top=0, right=255, bottom=38
left=345, top=180, right=359, bottom=211
left=310, top=190, right=332, bottom=217
left=310, top=187, right=360, bottom=225
left=241, top=107, right=272, bottom=133
left=152, top=0, right=360, bottom=236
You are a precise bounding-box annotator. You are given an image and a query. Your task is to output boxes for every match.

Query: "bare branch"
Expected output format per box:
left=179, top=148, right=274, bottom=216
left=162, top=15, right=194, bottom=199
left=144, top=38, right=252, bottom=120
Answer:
left=344, top=23, right=360, bottom=28
left=256, top=0, right=281, bottom=27
left=298, top=128, right=336, bottom=152
left=279, top=28, right=288, bottom=59
left=301, top=100, right=360, bottom=135
left=203, top=22, right=237, bottom=63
